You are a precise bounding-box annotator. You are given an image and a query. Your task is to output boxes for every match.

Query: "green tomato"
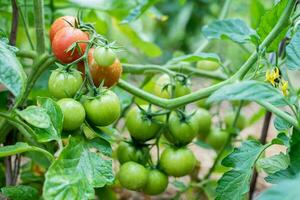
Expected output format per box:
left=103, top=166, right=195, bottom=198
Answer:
left=125, top=106, right=165, bottom=142
left=83, top=90, right=121, bottom=126
left=118, top=161, right=148, bottom=191
left=143, top=169, right=168, bottom=195
left=196, top=60, right=219, bottom=71
left=57, top=98, right=85, bottom=131
left=93, top=46, right=116, bottom=67
left=160, top=147, right=196, bottom=177
left=206, top=128, right=229, bottom=150
left=224, top=112, right=246, bottom=130
left=194, top=108, right=212, bottom=140
left=166, top=111, right=199, bottom=145
left=117, top=141, right=149, bottom=165
left=48, top=69, right=83, bottom=99
left=196, top=98, right=211, bottom=109
left=154, top=74, right=191, bottom=99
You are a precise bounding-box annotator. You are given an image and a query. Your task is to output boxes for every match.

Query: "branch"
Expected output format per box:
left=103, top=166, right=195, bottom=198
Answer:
left=9, top=0, right=19, bottom=46
left=33, top=0, right=46, bottom=54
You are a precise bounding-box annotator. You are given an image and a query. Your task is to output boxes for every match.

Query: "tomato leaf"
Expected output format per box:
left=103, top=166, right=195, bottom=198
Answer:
left=257, top=0, right=289, bottom=52
left=168, top=52, right=221, bottom=64
left=207, top=80, right=288, bottom=107
left=258, top=173, right=300, bottom=200
left=274, top=114, right=293, bottom=131
left=250, top=0, right=266, bottom=29
left=257, top=152, right=290, bottom=174
left=121, top=0, right=160, bottom=24
left=286, top=28, right=300, bottom=70
left=43, top=136, right=114, bottom=200
left=0, top=142, right=32, bottom=157
left=0, top=40, right=27, bottom=103
left=16, top=106, right=51, bottom=129
left=216, top=140, right=265, bottom=200
left=202, top=19, right=258, bottom=44
left=1, top=185, right=39, bottom=200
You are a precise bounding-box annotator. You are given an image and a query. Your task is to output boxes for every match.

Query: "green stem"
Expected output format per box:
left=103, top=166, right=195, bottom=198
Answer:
left=31, top=146, right=55, bottom=162
left=33, top=0, right=46, bottom=54
left=16, top=50, right=37, bottom=59
left=122, top=63, right=176, bottom=76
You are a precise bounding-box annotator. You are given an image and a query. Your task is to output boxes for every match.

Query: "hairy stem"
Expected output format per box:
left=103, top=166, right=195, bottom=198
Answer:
left=33, top=0, right=46, bottom=54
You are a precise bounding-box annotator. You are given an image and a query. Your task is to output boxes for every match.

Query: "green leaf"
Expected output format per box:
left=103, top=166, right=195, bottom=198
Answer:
left=37, top=97, right=63, bottom=135
left=286, top=28, right=300, bottom=70
left=250, top=0, right=266, bottom=28
left=274, top=114, right=292, bottom=131
left=16, top=106, right=51, bottom=129
left=43, top=136, right=114, bottom=200
left=168, top=52, right=220, bottom=64
left=216, top=170, right=251, bottom=200
left=216, top=140, right=265, bottom=200
left=116, top=23, right=161, bottom=57
left=202, top=19, right=258, bottom=44
left=207, top=80, right=287, bottom=107
left=265, top=167, right=295, bottom=183
left=258, top=174, right=300, bottom=200
left=271, top=132, right=289, bottom=147
left=121, top=0, right=160, bottom=24
left=0, top=41, right=27, bottom=103
left=171, top=180, right=188, bottom=191
left=257, top=0, right=289, bottom=52
left=1, top=185, right=39, bottom=200
left=257, top=152, right=290, bottom=174
left=222, top=140, right=264, bottom=171
left=289, top=128, right=300, bottom=173
left=0, top=142, right=31, bottom=157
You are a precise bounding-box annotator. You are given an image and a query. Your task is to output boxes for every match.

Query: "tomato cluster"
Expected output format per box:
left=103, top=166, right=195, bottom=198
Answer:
left=48, top=16, right=122, bottom=131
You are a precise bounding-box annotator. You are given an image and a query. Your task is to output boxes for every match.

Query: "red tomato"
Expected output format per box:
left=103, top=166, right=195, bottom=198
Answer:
left=52, top=27, right=89, bottom=64
left=49, top=16, right=76, bottom=42
left=78, top=48, right=122, bottom=88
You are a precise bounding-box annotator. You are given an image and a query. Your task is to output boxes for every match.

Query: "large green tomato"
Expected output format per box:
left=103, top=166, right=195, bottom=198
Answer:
left=154, top=74, right=191, bottom=99
left=194, top=108, right=212, bottom=140
left=143, top=169, right=168, bottom=195
left=125, top=106, right=165, bottom=142
left=57, top=98, right=85, bottom=131
left=160, top=147, right=196, bottom=177
left=166, top=111, right=199, bottom=145
left=118, top=161, right=148, bottom=191
left=224, top=112, right=246, bottom=130
left=48, top=69, right=83, bottom=99
left=83, top=90, right=121, bottom=126
left=196, top=60, right=219, bottom=71
left=93, top=46, right=116, bottom=67
left=206, top=128, right=230, bottom=150
left=116, top=141, right=149, bottom=165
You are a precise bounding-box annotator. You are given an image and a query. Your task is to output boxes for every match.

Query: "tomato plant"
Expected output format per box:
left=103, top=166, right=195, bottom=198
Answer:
left=0, top=0, right=300, bottom=199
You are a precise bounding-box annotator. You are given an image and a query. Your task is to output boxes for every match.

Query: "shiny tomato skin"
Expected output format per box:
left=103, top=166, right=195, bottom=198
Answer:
left=143, top=169, right=168, bottom=195
left=78, top=48, right=122, bottom=88
left=205, top=128, right=230, bottom=150
left=118, top=161, right=148, bottom=191
left=116, top=141, right=149, bottom=165
left=194, top=108, right=212, bottom=140
left=49, top=16, right=76, bottom=42
left=57, top=98, right=85, bottom=131
left=83, top=90, right=121, bottom=126
left=48, top=69, right=83, bottom=99
left=93, top=46, right=116, bottom=67
left=52, top=27, right=89, bottom=64
left=160, top=147, right=196, bottom=177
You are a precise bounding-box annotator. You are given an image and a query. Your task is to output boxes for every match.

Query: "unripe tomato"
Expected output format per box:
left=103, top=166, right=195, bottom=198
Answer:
left=118, top=161, right=148, bottom=191
left=52, top=27, right=89, bottom=64
left=125, top=106, right=165, bottom=142
left=117, top=141, right=150, bottom=165
left=93, top=47, right=116, bottom=67
left=206, top=128, right=229, bottom=150
left=78, top=48, right=122, bottom=88
left=49, top=16, right=76, bottom=42
left=57, top=98, right=85, bottom=131
left=48, top=69, right=83, bottom=99
left=154, top=74, right=191, bottom=99
left=143, top=169, right=168, bottom=195
left=196, top=60, right=219, bottom=71
left=194, top=108, right=212, bottom=140
left=160, top=147, right=196, bottom=177
left=166, top=111, right=199, bottom=145
left=83, top=90, right=121, bottom=126
left=224, top=112, right=246, bottom=130
left=196, top=98, right=211, bottom=109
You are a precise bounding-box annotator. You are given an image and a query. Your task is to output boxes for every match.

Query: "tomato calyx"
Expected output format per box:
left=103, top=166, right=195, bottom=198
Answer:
left=175, top=108, right=196, bottom=123
left=136, top=104, right=168, bottom=125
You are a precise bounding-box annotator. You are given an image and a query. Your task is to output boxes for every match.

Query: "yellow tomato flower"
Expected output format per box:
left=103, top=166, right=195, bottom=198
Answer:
left=280, top=79, right=289, bottom=96
left=265, top=67, right=280, bottom=86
